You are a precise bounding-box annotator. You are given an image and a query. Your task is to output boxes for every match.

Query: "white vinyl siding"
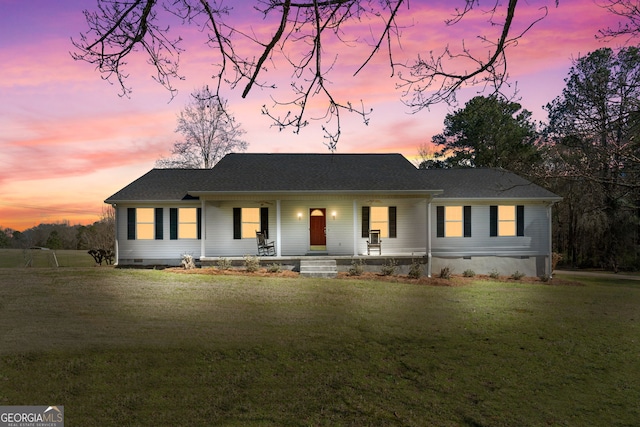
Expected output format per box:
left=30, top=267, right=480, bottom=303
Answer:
left=117, top=205, right=201, bottom=264
left=431, top=202, right=550, bottom=256
left=199, top=198, right=428, bottom=257
left=280, top=201, right=354, bottom=256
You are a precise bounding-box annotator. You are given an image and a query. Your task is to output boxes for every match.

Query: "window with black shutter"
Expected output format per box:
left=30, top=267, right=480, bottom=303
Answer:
left=437, top=206, right=471, bottom=237
left=155, top=208, right=163, bottom=240
left=516, top=205, right=525, bottom=236
left=463, top=206, right=472, bottom=237
left=362, top=206, right=396, bottom=238
left=233, top=208, right=241, bottom=239
left=436, top=206, right=445, bottom=238
left=361, top=206, right=370, bottom=238
left=170, top=208, right=178, bottom=240
left=260, top=207, right=269, bottom=238
left=127, top=208, right=136, bottom=240
left=490, top=205, right=524, bottom=237
left=388, top=206, right=397, bottom=238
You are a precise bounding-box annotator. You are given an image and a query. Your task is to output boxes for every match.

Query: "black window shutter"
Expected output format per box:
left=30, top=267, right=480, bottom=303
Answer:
left=233, top=208, right=241, bottom=239
left=127, top=208, right=136, bottom=240
left=436, top=206, right=445, bottom=238
left=516, top=205, right=525, bottom=236
left=361, top=206, right=370, bottom=238
left=490, top=206, right=498, bottom=237
left=260, top=207, right=269, bottom=238
left=170, top=208, right=178, bottom=240
left=388, top=206, right=397, bottom=238
left=155, top=208, right=163, bottom=240
left=197, top=207, right=202, bottom=240
left=463, top=206, right=472, bottom=237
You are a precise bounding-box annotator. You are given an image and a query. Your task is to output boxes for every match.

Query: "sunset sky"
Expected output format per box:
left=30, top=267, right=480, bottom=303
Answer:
left=0, top=0, right=625, bottom=231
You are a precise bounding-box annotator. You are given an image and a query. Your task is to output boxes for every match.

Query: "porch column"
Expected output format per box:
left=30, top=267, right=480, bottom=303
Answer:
left=353, top=199, right=358, bottom=256
left=200, top=199, right=206, bottom=259
left=276, top=199, right=282, bottom=257
left=427, top=199, right=432, bottom=278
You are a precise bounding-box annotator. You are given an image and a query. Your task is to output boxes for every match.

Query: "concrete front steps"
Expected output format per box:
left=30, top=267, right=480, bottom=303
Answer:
left=300, top=259, right=337, bottom=278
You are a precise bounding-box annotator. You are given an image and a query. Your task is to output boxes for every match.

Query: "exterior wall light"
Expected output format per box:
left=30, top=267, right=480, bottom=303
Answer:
left=298, top=212, right=302, bottom=220
left=332, top=211, right=337, bottom=220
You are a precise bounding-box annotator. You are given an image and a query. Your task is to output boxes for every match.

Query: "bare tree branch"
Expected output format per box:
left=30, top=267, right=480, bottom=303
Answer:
left=598, top=0, right=640, bottom=41
left=71, top=0, right=185, bottom=99
left=72, top=0, right=551, bottom=148
left=354, top=0, right=404, bottom=77
left=398, top=0, right=550, bottom=111
left=244, top=0, right=292, bottom=98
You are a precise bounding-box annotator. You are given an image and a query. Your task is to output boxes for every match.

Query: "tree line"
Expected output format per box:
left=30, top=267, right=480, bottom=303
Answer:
left=420, top=46, right=640, bottom=272
left=0, top=208, right=115, bottom=253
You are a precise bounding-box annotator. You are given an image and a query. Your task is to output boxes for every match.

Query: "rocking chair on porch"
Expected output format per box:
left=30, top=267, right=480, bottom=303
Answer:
left=367, top=229, right=382, bottom=255
left=256, top=231, right=276, bottom=256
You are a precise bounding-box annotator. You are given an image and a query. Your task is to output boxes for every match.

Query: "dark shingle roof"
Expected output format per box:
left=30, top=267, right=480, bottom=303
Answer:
left=422, top=168, right=561, bottom=200
left=105, top=154, right=432, bottom=202
left=190, top=153, right=428, bottom=193
left=105, top=169, right=212, bottom=202
left=105, top=155, right=560, bottom=203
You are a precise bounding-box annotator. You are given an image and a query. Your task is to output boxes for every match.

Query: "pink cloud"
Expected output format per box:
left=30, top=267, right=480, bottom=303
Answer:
left=0, top=0, right=628, bottom=231
left=0, top=109, right=175, bottom=186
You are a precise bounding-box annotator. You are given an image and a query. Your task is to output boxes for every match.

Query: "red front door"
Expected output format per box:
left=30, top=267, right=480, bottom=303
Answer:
left=309, top=208, right=326, bottom=246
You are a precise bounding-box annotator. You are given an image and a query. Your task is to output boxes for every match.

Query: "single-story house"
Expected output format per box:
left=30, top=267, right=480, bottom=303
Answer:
left=105, top=153, right=561, bottom=277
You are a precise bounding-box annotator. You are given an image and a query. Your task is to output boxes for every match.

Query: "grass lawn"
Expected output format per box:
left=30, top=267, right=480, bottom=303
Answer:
left=0, top=268, right=639, bottom=426
left=0, top=249, right=97, bottom=268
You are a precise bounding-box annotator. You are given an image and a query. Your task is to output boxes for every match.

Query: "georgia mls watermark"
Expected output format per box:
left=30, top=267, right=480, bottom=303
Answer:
left=0, top=406, right=63, bottom=427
